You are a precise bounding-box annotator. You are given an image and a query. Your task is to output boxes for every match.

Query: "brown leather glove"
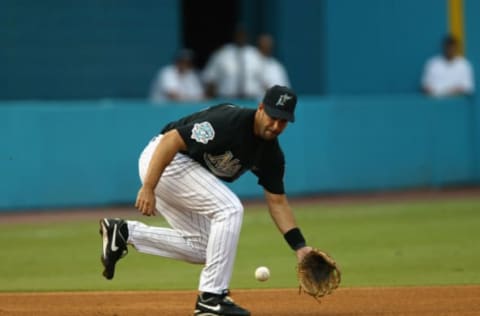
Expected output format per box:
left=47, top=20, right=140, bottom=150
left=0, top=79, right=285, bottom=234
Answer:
left=297, top=249, right=341, bottom=300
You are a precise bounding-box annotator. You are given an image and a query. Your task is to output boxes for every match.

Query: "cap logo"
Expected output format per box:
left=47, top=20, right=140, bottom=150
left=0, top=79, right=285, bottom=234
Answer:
left=276, top=94, right=293, bottom=106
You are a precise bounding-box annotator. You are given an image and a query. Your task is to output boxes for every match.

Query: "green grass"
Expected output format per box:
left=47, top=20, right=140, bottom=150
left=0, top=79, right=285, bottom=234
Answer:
left=1, top=197, right=479, bottom=292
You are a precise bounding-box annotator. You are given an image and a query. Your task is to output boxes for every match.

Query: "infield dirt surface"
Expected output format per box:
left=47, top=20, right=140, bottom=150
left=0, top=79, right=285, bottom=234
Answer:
left=1, top=286, right=480, bottom=315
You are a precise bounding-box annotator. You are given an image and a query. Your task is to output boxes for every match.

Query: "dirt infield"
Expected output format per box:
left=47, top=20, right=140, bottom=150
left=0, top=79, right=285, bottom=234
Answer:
left=1, top=286, right=479, bottom=316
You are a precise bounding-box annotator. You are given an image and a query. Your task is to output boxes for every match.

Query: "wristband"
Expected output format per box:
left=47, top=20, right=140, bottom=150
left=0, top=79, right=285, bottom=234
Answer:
left=283, top=227, right=306, bottom=250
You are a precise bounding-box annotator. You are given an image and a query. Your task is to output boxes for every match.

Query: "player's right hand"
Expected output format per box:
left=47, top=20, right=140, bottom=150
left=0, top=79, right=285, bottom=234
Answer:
left=135, top=186, right=157, bottom=216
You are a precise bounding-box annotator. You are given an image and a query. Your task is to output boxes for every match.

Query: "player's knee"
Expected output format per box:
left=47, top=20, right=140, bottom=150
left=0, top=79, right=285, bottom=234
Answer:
left=212, top=201, right=243, bottom=223
left=197, top=251, right=207, bottom=264
left=224, top=198, right=244, bottom=218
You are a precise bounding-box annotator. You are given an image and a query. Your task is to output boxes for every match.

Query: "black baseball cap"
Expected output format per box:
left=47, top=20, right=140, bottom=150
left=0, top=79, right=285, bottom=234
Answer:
left=262, top=85, right=297, bottom=122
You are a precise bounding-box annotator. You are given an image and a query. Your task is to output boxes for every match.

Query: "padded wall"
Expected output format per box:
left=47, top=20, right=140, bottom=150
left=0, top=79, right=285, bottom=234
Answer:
left=0, top=0, right=179, bottom=99
left=1, top=96, right=476, bottom=210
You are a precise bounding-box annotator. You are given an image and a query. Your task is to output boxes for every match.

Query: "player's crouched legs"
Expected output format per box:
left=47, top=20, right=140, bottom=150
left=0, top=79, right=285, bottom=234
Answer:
left=195, top=197, right=249, bottom=315
left=126, top=220, right=208, bottom=264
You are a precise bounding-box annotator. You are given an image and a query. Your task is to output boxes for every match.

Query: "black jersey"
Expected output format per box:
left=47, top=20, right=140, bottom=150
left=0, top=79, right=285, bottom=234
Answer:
left=161, top=104, right=286, bottom=194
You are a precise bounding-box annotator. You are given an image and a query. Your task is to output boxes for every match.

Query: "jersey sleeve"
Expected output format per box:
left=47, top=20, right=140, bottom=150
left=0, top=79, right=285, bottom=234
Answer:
left=176, top=121, right=218, bottom=154
left=173, top=107, right=231, bottom=156
left=251, top=142, right=286, bottom=194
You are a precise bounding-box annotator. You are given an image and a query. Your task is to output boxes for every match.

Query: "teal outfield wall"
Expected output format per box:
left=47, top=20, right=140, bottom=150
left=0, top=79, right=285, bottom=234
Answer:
left=465, top=0, right=480, bottom=181
left=243, top=0, right=451, bottom=94
left=321, top=0, right=447, bottom=94
left=0, top=0, right=179, bottom=99
left=1, top=96, right=478, bottom=211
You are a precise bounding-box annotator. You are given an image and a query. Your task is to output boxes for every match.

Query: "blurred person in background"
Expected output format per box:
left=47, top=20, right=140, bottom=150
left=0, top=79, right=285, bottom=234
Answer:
left=149, top=49, right=205, bottom=103
left=421, top=34, right=475, bottom=97
left=257, top=33, right=291, bottom=93
left=202, top=26, right=263, bottom=100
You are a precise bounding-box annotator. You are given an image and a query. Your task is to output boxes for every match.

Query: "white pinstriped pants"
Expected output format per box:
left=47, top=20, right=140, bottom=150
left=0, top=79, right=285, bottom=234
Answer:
left=127, top=135, right=244, bottom=294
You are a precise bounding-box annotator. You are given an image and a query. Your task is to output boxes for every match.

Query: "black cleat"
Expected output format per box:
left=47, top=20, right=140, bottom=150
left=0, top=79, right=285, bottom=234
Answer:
left=194, top=291, right=250, bottom=316
left=99, top=218, right=129, bottom=280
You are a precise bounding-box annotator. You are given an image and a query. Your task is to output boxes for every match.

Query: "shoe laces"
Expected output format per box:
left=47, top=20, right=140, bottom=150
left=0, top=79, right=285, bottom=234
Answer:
left=223, top=296, right=235, bottom=304
left=220, top=290, right=235, bottom=304
left=200, top=290, right=235, bottom=305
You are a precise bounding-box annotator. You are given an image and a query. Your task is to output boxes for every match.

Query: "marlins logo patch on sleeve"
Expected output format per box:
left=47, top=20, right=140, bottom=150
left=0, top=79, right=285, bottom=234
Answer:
left=191, top=121, right=215, bottom=144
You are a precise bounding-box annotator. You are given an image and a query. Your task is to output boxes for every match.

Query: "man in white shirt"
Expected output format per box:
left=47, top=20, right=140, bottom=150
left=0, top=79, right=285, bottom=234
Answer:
left=257, top=34, right=291, bottom=93
left=421, top=35, right=475, bottom=97
left=202, top=27, right=263, bottom=99
left=149, top=49, right=205, bottom=103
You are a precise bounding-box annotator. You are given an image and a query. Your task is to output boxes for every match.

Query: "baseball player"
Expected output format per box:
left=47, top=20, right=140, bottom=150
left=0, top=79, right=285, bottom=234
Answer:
left=99, top=85, right=313, bottom=316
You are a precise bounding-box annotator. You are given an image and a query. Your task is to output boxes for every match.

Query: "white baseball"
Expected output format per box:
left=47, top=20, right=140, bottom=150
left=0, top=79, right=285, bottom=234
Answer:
left=255, top=266, right=270, bottom=282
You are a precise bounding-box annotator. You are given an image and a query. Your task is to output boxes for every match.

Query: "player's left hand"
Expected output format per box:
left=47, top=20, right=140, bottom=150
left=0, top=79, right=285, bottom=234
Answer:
left=296, top=248, right=341, bottom=300
left=295, top=246, right=313, bottom=263
left=135, top=186, right=157, bottom=216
